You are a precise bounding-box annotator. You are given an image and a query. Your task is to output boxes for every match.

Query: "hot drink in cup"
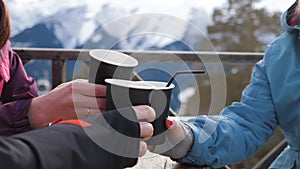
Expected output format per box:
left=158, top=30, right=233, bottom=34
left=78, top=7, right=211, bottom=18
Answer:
left=88, top=49, right=138, bottom=85
left=105, top=79, right=175, bottom=145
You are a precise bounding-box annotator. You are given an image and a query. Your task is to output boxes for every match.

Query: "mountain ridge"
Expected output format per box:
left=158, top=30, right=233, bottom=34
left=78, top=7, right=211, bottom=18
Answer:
left=7, top=1, right=212, bottom=112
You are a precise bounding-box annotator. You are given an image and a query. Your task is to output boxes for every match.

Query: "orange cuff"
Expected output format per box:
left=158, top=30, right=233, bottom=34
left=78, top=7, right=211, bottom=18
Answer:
left=49, top=118, right=91, bottom=127
left=59, top=119, right=91, bottom=127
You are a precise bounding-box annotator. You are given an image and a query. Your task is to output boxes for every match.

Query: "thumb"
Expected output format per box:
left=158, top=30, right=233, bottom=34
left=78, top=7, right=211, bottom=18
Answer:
left=165, top=118, right=174, bottom=128
left=165, top=117, right=185, bottom=138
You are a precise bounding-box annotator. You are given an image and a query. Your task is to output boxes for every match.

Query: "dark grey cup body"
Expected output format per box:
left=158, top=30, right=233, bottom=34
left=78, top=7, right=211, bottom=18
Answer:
left=89, top=59, right=135, bottom=85
left=106, top=83, right=173, bottom=145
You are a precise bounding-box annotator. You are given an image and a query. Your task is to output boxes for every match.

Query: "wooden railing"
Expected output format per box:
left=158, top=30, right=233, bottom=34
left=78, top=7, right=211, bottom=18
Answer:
left=15, top=48, right=264, bottom=88
left=14, top=48, right=286, bottom=168
left=252, top=139, right=287, bottom=169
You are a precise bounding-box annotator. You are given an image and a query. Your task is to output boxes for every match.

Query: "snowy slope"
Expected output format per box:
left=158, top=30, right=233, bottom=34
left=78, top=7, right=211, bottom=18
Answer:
left=7, top=0, right=211, bottom=50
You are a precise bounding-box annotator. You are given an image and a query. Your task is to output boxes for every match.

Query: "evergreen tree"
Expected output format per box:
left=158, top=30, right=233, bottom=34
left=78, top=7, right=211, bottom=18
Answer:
left=207, top=0, right=282, bottom=52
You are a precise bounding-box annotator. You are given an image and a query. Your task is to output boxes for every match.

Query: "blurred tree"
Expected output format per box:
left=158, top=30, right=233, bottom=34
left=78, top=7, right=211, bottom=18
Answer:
left=207, top=0, right=283, bottom=52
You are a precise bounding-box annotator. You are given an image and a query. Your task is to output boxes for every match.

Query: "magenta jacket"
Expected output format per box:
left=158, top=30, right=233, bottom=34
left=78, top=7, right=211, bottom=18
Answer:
left=0, top=42, right=38, bottom=136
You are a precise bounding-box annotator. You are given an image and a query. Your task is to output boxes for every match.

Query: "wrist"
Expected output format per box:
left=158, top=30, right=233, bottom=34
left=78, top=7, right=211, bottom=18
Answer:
left=28, top=96, right=53, bottom=129
left=156, top=121, right=194, bottom=159
left=168, top=122, right=194, bottom=159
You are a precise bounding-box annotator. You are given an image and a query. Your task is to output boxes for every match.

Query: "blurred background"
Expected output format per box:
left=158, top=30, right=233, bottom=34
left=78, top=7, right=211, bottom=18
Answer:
left=6, top=0, right=294, bottom=168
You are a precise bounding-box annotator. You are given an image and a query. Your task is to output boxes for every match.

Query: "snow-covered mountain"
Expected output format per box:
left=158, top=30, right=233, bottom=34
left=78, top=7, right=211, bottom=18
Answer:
left=7, top=0, right=211, bottom=50
left=6, top=0, right=212, bottom=112
left=5, top=0, right=290, bottom=112
left=7, top=0, right=291, bottom=50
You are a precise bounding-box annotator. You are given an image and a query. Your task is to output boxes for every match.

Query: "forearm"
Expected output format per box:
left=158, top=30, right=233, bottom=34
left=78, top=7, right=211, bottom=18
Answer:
left=178, top=59, right=277, bottom=167
left=157, top=120, right=194, bottom=160
left=178, top=112, right=275, bottom=168
left=2, top=108, right=140, bottom=169
left=28, top=79, right=108, bottom=129
left=27, top=95, right=58, bottom=129
left=0, top=136, right=38, bottom=169
left=10, top=125, right=135, bottom=169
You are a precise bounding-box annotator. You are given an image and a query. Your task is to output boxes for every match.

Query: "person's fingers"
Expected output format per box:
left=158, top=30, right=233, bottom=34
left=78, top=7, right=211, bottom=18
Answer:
left=140, top=122, right=153, bottom=139
left=53, top=83, right=67, bottom=90
left=165, top=117, right=185, bottom=138
left=165, top=118, right=174, bottom=128
left=132, top=105, right=155, bottom=122
left=139, top=141, right=147, bottom=157
left=74, top=107, right=105, bottom=118
left=73, top=95, right=106, bottom=110
left=72, top=79, right=106, bottom=97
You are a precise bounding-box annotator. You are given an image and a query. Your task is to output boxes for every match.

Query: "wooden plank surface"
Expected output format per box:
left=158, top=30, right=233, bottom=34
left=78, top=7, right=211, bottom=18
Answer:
left=127, top=152, right=177, bottom=169
left=127, top=152, right=214, bottom=169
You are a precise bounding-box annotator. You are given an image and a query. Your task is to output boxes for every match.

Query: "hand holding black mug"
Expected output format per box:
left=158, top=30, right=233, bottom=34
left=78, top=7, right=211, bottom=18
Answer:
left=105, top=79, right=175, bottom=145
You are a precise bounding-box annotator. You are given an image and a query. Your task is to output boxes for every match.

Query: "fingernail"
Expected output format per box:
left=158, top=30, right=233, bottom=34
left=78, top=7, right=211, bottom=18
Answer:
left=167, top=119, right=174, bottom=126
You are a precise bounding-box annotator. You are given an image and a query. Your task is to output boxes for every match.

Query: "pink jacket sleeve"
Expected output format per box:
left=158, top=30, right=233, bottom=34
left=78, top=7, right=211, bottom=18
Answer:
left=0, top=50, right=38, bottom=136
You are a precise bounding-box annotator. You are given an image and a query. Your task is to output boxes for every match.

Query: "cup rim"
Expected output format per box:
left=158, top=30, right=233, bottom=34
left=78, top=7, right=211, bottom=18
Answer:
left=105, top=79, right=175, bottom=90
left=89, top=49, right=138, bottom=67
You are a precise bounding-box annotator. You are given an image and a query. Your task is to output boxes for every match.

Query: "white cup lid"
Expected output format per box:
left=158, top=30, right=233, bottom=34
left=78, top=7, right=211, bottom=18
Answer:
left=105, top=79, right=175, bottom=90
left=89, top=49, right=138, bottom=67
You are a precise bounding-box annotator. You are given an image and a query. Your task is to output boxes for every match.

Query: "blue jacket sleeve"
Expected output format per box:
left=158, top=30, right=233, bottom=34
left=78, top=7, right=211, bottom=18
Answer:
left=178, top=57, right=277, bottom=168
